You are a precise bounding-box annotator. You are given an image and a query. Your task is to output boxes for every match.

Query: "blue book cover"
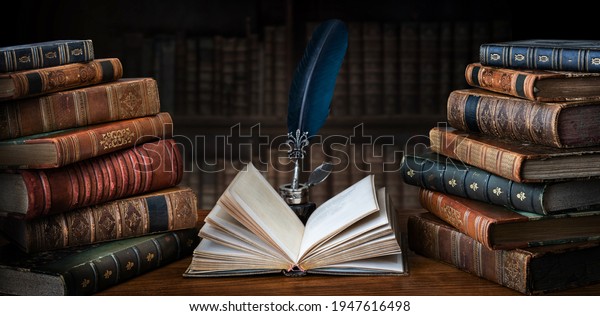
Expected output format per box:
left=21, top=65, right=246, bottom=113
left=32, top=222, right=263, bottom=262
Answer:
left=480, top=39, right=600, bottom=72
left=0, top=39, right=94, bottom=73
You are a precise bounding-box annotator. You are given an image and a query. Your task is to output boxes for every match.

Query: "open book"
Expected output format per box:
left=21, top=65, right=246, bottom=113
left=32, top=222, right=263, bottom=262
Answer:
left=184, top=163, right=407, bottom=277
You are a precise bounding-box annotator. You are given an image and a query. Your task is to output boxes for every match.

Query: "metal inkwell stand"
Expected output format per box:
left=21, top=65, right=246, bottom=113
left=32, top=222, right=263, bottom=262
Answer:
left=274, top=19, right=348, bottom=276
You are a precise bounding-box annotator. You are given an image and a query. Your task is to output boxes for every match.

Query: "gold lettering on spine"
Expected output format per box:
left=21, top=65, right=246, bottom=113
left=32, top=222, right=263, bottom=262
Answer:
left=45, top=51, right=57, bottom=59
left=99, top=128, right=135, bottom=150
left=593, top=58, right=600, bottom=66
left=442, top=205, right=463, bottom=229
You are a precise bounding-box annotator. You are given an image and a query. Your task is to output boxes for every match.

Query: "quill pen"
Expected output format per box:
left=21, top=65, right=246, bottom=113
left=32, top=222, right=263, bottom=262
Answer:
left=286, top=19, right=348, bottom=189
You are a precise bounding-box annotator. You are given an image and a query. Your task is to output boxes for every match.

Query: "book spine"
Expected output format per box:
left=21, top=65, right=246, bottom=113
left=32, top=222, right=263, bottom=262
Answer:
left=447, top=90, right=563, bottom=148
left=63, top=229, right=199, bottom=295
left=429, top=127, right=525, bottom=182
left=400, top=154, right=548, bottom=214
left=407, top=215, right=531, bottom=295
left=0, top=78, right=161, bottom=140
left=418, top=188, right=497, bottom=249
left=21, top=188, right=198, bottom=252
left=23, top=112, right=173, bottom=169
left=3, top=58, right=123, bottom=100
left=19, top=139, right=183, bottom=219
left=0, top=40, right=95, bottom=73
left=480, top=44, right=600, bottom=72
left=464, top=63, right=539, bottom=100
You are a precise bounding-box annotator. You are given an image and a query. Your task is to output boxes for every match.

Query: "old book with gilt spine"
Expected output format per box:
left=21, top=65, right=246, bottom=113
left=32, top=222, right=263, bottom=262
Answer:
left=400, top=149, right=600, bottom=215
left=0, top=186, right=198, bottom=253
left=0, top=228, right=199, bottom=295
left=0, top=78, right=160, bottom=140
left=447, top=88, right=600, bottom=148
left=419, top=188, right=600, bottom=250
left=408, top=212, right=600, bottom=295
left=0, top=40, right=94, bottom=73
left=0, top=112, right=173, bottom=169
left=0, top=139, right=183, bottom=220
left=429, top=127, right=600, bottom=182
left=0, top=58, right=123, bottom=100
left=480, top=39, right=600, bottom=72
left=465, top=63, right=600, bottom=102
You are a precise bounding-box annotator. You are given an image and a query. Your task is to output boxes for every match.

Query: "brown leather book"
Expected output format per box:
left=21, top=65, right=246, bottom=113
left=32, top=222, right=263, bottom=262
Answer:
left=447, top=88, right=600, bottom=148
left=408, top=212, right=600, bottom=295
left=418, top=188, right=600, bottom=250
left=0, top=186, right=198, bottom=253
left=0, top=139, right=183, bottom=220
left=465, top=63, right=600, bottom=102
left=0, top=58, right=123, bottom=100
left=429, top=126, right=600, bottom=182
left=0, top=78, right=160, bottom=140
left=0, top=112, right=172, bottom=169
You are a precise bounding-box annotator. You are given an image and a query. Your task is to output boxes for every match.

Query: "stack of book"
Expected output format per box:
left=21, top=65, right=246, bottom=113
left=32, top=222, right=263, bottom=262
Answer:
left=401, top=39, right=600, bottom=295
left=0, top=40, right=200, bottom=295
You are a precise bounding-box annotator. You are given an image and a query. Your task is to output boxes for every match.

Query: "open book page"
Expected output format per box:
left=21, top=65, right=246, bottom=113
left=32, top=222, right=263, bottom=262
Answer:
left=186, top=240, right=288, bottom=274
left=309, top=254, right=406, bottom=275
left=298, top=175, right=379, bottom=261
left=299, top=187, right=392, bottom=265
left=203, top=204, right=290, bottom=262
left=302, top=188, right=402, bottom=269
left=222, top=163, right=304, bottom=263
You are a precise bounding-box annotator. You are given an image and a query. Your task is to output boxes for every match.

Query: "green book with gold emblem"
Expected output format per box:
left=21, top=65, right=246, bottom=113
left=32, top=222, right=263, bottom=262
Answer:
left=400, top=149, right=600, bottom=215
left=0, top=228, right=199, bottom=295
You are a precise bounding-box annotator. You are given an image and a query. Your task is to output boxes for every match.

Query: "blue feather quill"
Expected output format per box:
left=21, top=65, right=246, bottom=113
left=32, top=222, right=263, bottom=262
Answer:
left=287, top=19, right=348, bottom=138
left=285, top=19, right=348, bottom=189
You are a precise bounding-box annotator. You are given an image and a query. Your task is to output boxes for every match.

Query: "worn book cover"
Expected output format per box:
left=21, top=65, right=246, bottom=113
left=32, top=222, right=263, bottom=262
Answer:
left=447, top=88, right=600, bottom=148
left=400, top=149, right=600, bottom=215
left=0, top=112, right=172, bottom=169
left=480, top=39, right=600, bottom=72
left=0, top=58, right=123, bottom=100
left=0, top=229, right=199, bottom=295
left=409, top=212, right=600, bottom=295
left=465, top=63, right=600, bottom=102
left=429, top=126, right=600, bottom=182
left=0, top=40, right=94, bottom=73
left=419, top=188, right=600, bottom=250
left=0, top=78, right=160, bottom=140
left=0, top=187, right=198, bottom=253
left=0, top=139, right=183, bottom=220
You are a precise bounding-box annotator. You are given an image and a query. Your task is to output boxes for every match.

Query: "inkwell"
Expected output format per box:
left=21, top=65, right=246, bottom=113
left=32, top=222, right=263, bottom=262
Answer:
left=278, top=19, right=348, bottom=226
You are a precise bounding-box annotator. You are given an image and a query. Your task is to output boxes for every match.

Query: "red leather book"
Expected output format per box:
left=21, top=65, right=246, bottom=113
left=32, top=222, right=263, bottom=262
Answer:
left=0, top=78, right=160, bottom=140
left=0, top=112, right=173, bottom=169
left=0, top=58, right=123, bottom=100
left=0, top=139, right=183, bottom=220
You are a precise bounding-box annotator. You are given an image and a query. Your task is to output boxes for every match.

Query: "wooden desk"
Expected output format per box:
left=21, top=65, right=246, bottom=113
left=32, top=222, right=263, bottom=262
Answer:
left=98, top=209, right=600, bottom=296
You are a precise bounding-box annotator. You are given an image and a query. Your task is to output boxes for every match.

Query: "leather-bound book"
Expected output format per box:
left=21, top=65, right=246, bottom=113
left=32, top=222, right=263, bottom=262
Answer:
left=400, top=149, right=600, bottom=215
left=447, top=88, right=600, bottom=148
left=480, top=39, right=600, bottom=72
left=408, top=212, right=600, bottom=295
left=0, top=186, right=198, bottom=253
left=429, top=126, right=600, bottom=182
left=0, top=112, right=172, bottom=169
left=0, top=78, right=160, bottom=140
left=418, top=188, right=600, bottom=250
left=0, top=228, right=199, bottom=295
left=0, top=139, right=183, bottom=220
left=0, top=40, right=94, bottom=73
left=0, top=58, right=123, bottom=100
left=465, top=63, right=600, bottom=102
